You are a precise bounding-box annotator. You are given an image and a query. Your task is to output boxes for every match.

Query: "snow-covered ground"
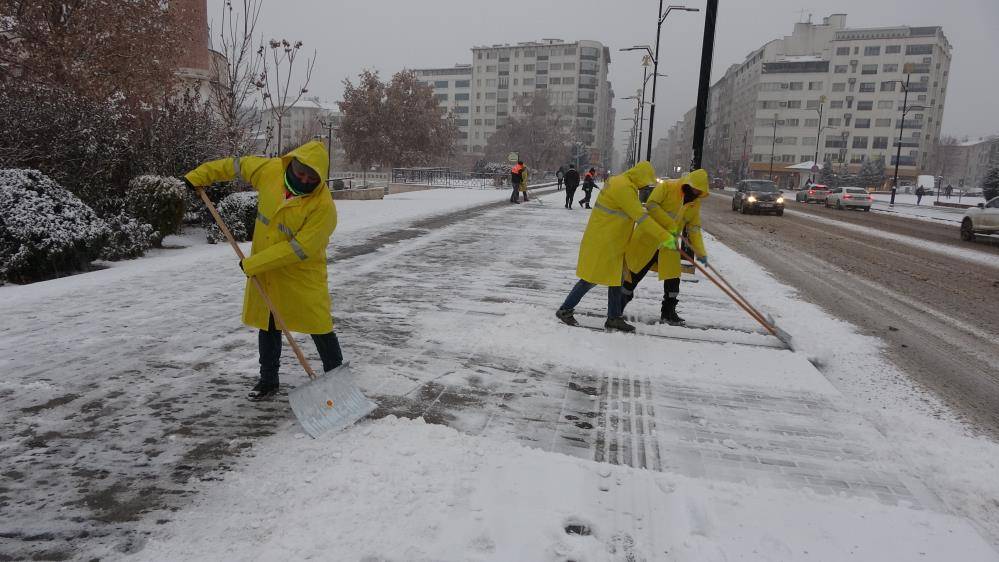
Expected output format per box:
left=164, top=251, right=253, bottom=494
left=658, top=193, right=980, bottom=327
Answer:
left=4, top=186, right=998, bottom=561
left=868, top=192, right=985, bottom=225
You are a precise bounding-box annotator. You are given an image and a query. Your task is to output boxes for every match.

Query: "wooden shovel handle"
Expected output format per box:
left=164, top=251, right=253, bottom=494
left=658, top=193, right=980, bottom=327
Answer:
left=196, top=187, right=317, bottom=380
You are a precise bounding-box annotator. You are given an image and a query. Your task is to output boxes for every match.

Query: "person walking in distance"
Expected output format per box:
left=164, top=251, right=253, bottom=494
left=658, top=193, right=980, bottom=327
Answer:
left=621, top=169, right=710, bottom=325
left=555, top=161, right=675, bottom=333
left=182, top=141, right=343, bottom=401
left=916, top=185, right=925, bottom=205
left=510, top=160, right=526, bottom=203
left=556, top=165, right=566, bottom=191
left=578, top=167, right=597, bottom=209
left=563, top=164, right=580, bottom=209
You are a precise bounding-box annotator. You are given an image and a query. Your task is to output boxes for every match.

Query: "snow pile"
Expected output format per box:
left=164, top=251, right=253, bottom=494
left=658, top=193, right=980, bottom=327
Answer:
left=0, top=168, right=109, bottom=283
left=98, top=211, right=156, bottom=261
left=125, top=175, right=187, bottom=247
left=205, top=191, right=257, bottom=244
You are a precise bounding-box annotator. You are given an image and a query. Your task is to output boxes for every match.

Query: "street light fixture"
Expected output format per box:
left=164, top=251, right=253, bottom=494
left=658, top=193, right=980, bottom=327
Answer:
left=769, top=113, right=779, bottom=182
left=883, top=64, right=929, bottom=206
left=810, top=95, right=827, bottom=182
left=622, top=3, right=699, bottom=161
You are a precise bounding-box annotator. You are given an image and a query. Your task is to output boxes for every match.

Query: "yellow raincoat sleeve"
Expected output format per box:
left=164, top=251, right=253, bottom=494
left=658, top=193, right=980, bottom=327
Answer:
left=645, top=189, right=680, bottom=234
left=685, top=205, right=707, bottom=258
left=241, top=200, right=337, bottom=276
left=607, top=184, right=669, bottom=242
left=183, top=156, right=270, bottom=188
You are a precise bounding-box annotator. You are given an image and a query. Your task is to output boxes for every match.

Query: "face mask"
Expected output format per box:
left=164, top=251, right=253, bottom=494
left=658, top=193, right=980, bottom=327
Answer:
left=682, top=186, right=699, bottom=204
left=285, top=165, right=320, bottom=196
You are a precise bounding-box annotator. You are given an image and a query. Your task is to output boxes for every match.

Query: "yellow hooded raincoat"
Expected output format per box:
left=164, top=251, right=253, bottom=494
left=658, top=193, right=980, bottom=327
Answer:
left=625, top=168, right=710, bottom=280
left=184, top=141, right=337, bottom=334
left=575, top=161, right=670, bottom=286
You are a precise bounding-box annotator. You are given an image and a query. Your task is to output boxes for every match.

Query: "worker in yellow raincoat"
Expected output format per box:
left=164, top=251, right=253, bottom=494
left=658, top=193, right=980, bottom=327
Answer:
left=622, top=169, right=710, bottom=325
left=183, top=141, right=340, bottom=401
left=555, top=161, right=676, bottom=332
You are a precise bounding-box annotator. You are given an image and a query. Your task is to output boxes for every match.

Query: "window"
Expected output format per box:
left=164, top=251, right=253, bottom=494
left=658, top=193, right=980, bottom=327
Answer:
left=859, top=82, right=876, bottom=92
left=880, top=81, right=897, bottom=92
left=828, top=117, right=842, bottom=126
left=454, top=106, right=469, bottom=114
left=485, top=92, right=496, bottom=100
left=873, top=137, right=888, bottom=149
left=580, top=46, right=599, bottom=59
left=808, top=81, right=823, bottom=90
left=524, top=64, right=535, bottom=72
left=761, top=82, right=785, bottom=91
left=857, top=101, right=873, bottom=110
left=825, top=138, right=846, bottom=148
left=563, top=46, right=576, bottom=55
left=834, top=65, right=849, bottom=73
left=877, top=101, right=894, bottom=110
left=477, top=52, right=483, bottom=60
left=836, top=47, right=850, bottom=55
left=802, top=137, right=816, bottom=145
left=852, top=136, right=868, bottom=148
left=789, top=82, right=804, bottom=90
left=905, top=44, right=933, bottom=55
left=782, top=154, right=796, bottom=163
left=484, top=105, right=495, bottom=113
left=786, top=100, right=802, bottom=109
left=523, top=78, right=534, bottom=86
left=484, top=119, right=495, bottom=126
left=562, top=77, right=575, bottom=85
left=550, top=77, right=561, bottom=85
left=806, top=99, right=820, bottom=109
left=434, top=93, right=448, bottom=101
left=784, top=118, right=800, bottom=126
left=486, top=51, right=497, bottom=59
left=875, top=118, right=892, bottom=127
left=753, top=136, right=771, bottom=145
left=752, top=154, right=764, bottom=162
left=433, top=80, right=449, bottom=88
left=486, top=65, right=497, bottom=72
left=805, top=118, right=819, bottom=127
left=758, top=100, right=781, bottom=109
left=886, top=45, right=901, bottom=54
left=562, top=62, right=576, bottom=70
left=830, top=100, right=844, bottom=109
left=782, top=137, right=798, bottom=145
left=855, top=118, right=871, bottom=128
left=864, top=46, right=881, bottom=56
left=883, top=63, right=898, bottom=73
left=455, top=80, right=470, bottom=88
left=485, top=78, right=497, bottom=87
left=455, top=93, right=469, bottom=101
left=861, top=64, right=878, bottom=75
left=832, top=82, right=846, bottom=92
left=473, top=119, right=482, bottom=125
left=523, top=49, right=535, bottom=57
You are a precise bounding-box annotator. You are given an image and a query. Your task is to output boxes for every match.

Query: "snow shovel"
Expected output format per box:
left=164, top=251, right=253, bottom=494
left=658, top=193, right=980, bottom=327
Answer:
left=196, top=187, right=376, bottom=438
left=674, top=237, right=794, bottom=351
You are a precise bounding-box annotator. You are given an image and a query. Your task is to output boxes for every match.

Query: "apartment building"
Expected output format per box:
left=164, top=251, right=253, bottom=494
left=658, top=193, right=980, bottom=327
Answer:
left=665, top=14, right=952, bottom=186
left=415, top=39, right=614, bottom=168
left=258, top=100, right=343, bottom=164
left=413, top=65, right=473, bottom=153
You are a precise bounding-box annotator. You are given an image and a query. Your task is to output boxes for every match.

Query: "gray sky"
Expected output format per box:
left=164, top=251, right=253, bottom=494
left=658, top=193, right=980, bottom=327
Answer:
left=208, top=0, right=999, bottom=159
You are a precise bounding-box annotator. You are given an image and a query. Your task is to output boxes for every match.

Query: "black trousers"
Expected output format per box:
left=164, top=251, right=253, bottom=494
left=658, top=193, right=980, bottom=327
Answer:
left=259, top=315, right=343, bottom=384
left=510, top=182, right=525, bottom=202
left=579, top=188, right=593, bottom=206
left=565, top=186, right=578, bottom=207
left=621, top=252, right=681, bottom=311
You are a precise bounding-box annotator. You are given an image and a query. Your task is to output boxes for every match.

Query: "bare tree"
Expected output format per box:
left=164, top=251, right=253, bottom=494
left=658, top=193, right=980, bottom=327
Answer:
left=484, top=92, right=569, bottom=171
left=254, top=38, right=316, bottom=154
left=933, top=135, right=963, bottom=187
left=210, top=0, right=264, bottom=156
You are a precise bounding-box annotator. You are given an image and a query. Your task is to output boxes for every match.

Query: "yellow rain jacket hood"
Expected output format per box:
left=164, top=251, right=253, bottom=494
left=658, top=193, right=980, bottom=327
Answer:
left=184, top=141, right=338, bottom=334
left=625, top=168, right=710, bottom=280
left=575, top=161, right=670, bottom=286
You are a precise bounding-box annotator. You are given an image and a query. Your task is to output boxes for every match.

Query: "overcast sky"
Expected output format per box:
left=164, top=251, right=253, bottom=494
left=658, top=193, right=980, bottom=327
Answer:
left=207, top=0, right=999, bottom=159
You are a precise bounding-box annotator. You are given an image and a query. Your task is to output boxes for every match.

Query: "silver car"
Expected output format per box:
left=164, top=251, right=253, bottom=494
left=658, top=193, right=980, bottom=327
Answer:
left=961, top=196, right=999, bottom=241
left=825, top=187, right=873, bottom=211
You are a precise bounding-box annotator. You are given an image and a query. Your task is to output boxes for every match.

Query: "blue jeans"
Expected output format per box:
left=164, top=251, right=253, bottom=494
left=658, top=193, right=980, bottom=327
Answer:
left=560, top=279, right=624, bottom=319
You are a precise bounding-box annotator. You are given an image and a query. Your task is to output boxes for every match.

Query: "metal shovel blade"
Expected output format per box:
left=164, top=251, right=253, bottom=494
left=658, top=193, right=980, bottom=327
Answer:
left=289, top=362, right=376, bottom=438
left=765, top=313, right=795, bottom=351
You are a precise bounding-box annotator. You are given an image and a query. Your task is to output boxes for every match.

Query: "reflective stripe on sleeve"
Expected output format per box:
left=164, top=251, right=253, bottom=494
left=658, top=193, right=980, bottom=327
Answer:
left=290, top=239, right=307, bottom=260
left=636, top=213, right=649, bottom=225
left=593, top=201, right=630, bottom=220
left=256, top=211, right=270, bottom=225
left=233, top=157, right=242, bottom=181
left=277, top=223, right=294, bottom=238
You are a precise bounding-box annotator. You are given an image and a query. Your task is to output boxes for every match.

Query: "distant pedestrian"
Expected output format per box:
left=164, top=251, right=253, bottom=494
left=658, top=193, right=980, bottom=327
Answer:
left=510, top=161, right=526, bottom=204
left=563, top=164, right=580, bottom=209
left=946, top=184, right=953, bottom=198
left=916, top=185, right=925, bottom=205
left=556, top=166, right=565, bottom=190
left=578, top=168, right=597, bottom=209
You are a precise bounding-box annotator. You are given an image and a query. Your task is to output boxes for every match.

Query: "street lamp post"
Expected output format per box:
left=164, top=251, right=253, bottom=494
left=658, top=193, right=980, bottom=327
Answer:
left=887, top=65, right=928, bottom=207
left=811, top=95, right=826, bottom=182
left=769, top=113, right=778, bottom=181
left=318, top=115, right=337, bottom=181
left=620, top=4, right=699, bottom=162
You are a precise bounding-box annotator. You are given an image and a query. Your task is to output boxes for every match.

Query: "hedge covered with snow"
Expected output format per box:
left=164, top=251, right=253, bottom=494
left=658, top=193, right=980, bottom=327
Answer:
left=206, top=191, right=258, bottom=244
left=99, top=212, right=156, bottom=261
left=125, top=175, right=187, bottom=247
left=0, top=169, right=109, bottom=283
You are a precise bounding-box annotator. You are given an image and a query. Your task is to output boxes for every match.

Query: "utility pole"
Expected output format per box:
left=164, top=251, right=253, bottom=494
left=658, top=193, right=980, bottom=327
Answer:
left=690, top=0, right=718, bottom=169
left=769, top=113, right=778, bottom=181
left=890, top=70, right=911, bottom=207
left=811, top=95, right=826, bottom=182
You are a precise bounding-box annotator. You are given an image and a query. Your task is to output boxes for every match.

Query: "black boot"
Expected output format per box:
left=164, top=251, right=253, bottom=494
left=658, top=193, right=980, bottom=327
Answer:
left=248, top=380, right=279, bottom=401
left=660, top=298, right=685, bottom=326
left=604, top=317, right=636, bottom=333
left=555, top=308, right=579, bottom=326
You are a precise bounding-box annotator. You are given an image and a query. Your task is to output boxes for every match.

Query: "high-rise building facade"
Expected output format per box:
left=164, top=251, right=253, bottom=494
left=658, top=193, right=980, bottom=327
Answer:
left=665, top=14, right=951, bottom=186
left=414, top=39, right=615, bottom=168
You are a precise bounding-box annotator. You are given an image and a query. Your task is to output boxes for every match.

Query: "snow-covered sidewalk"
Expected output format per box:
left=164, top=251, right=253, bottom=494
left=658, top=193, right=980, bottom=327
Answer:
left=3, top=186, right=998, bottom=561
left=132, top=191, right=997, bottom=560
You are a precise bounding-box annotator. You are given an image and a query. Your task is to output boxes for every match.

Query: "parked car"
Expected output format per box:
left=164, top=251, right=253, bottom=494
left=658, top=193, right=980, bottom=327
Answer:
left=824, top=187, right=873, bottom=211
left=731, top=179, right=785, bottom=215
left=795, top=183, right=831, bottom=203
left=711, top=177, right=726, bottom=190
left=960, top=196, right=999, bottom=241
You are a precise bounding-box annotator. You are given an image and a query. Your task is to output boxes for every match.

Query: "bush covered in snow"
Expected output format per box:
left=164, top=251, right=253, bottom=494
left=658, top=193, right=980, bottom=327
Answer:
left=206, top=191, right=258, bottom=244
left=125, top=176, right=187, bottom=247
left=0, top=169, right=109, bottom=283
left=98, top=212, right=156, bottom=261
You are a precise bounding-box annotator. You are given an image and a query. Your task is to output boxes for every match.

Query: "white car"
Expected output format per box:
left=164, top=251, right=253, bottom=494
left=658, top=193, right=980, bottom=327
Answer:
left=824, top=187, right=873, bottom=211
left=960, top=196, right=999, bottom=241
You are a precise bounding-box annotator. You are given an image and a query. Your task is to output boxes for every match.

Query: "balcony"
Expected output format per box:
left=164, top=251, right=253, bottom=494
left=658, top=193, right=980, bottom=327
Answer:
left=897, top=120, right=923, bottom=130
left=891, top=156, right=916, bottom=166
left=893, top=140, right=920, bottom=148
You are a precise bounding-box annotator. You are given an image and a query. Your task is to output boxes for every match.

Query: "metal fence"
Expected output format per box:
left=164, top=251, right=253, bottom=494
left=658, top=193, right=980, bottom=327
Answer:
left=391, top=167, right=552, bottom=189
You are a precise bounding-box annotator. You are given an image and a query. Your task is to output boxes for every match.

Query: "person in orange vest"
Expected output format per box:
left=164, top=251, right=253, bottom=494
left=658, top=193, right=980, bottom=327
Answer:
left=510, top=161, right=527, bottom=203
left=578, top=168, right=596, bottom=208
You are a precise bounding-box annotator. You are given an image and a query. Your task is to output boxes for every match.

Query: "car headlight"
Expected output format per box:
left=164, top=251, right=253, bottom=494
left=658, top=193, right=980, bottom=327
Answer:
left=747, top=195, right=757, bottom=203
left=776, top=196, right=784, bottom=204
